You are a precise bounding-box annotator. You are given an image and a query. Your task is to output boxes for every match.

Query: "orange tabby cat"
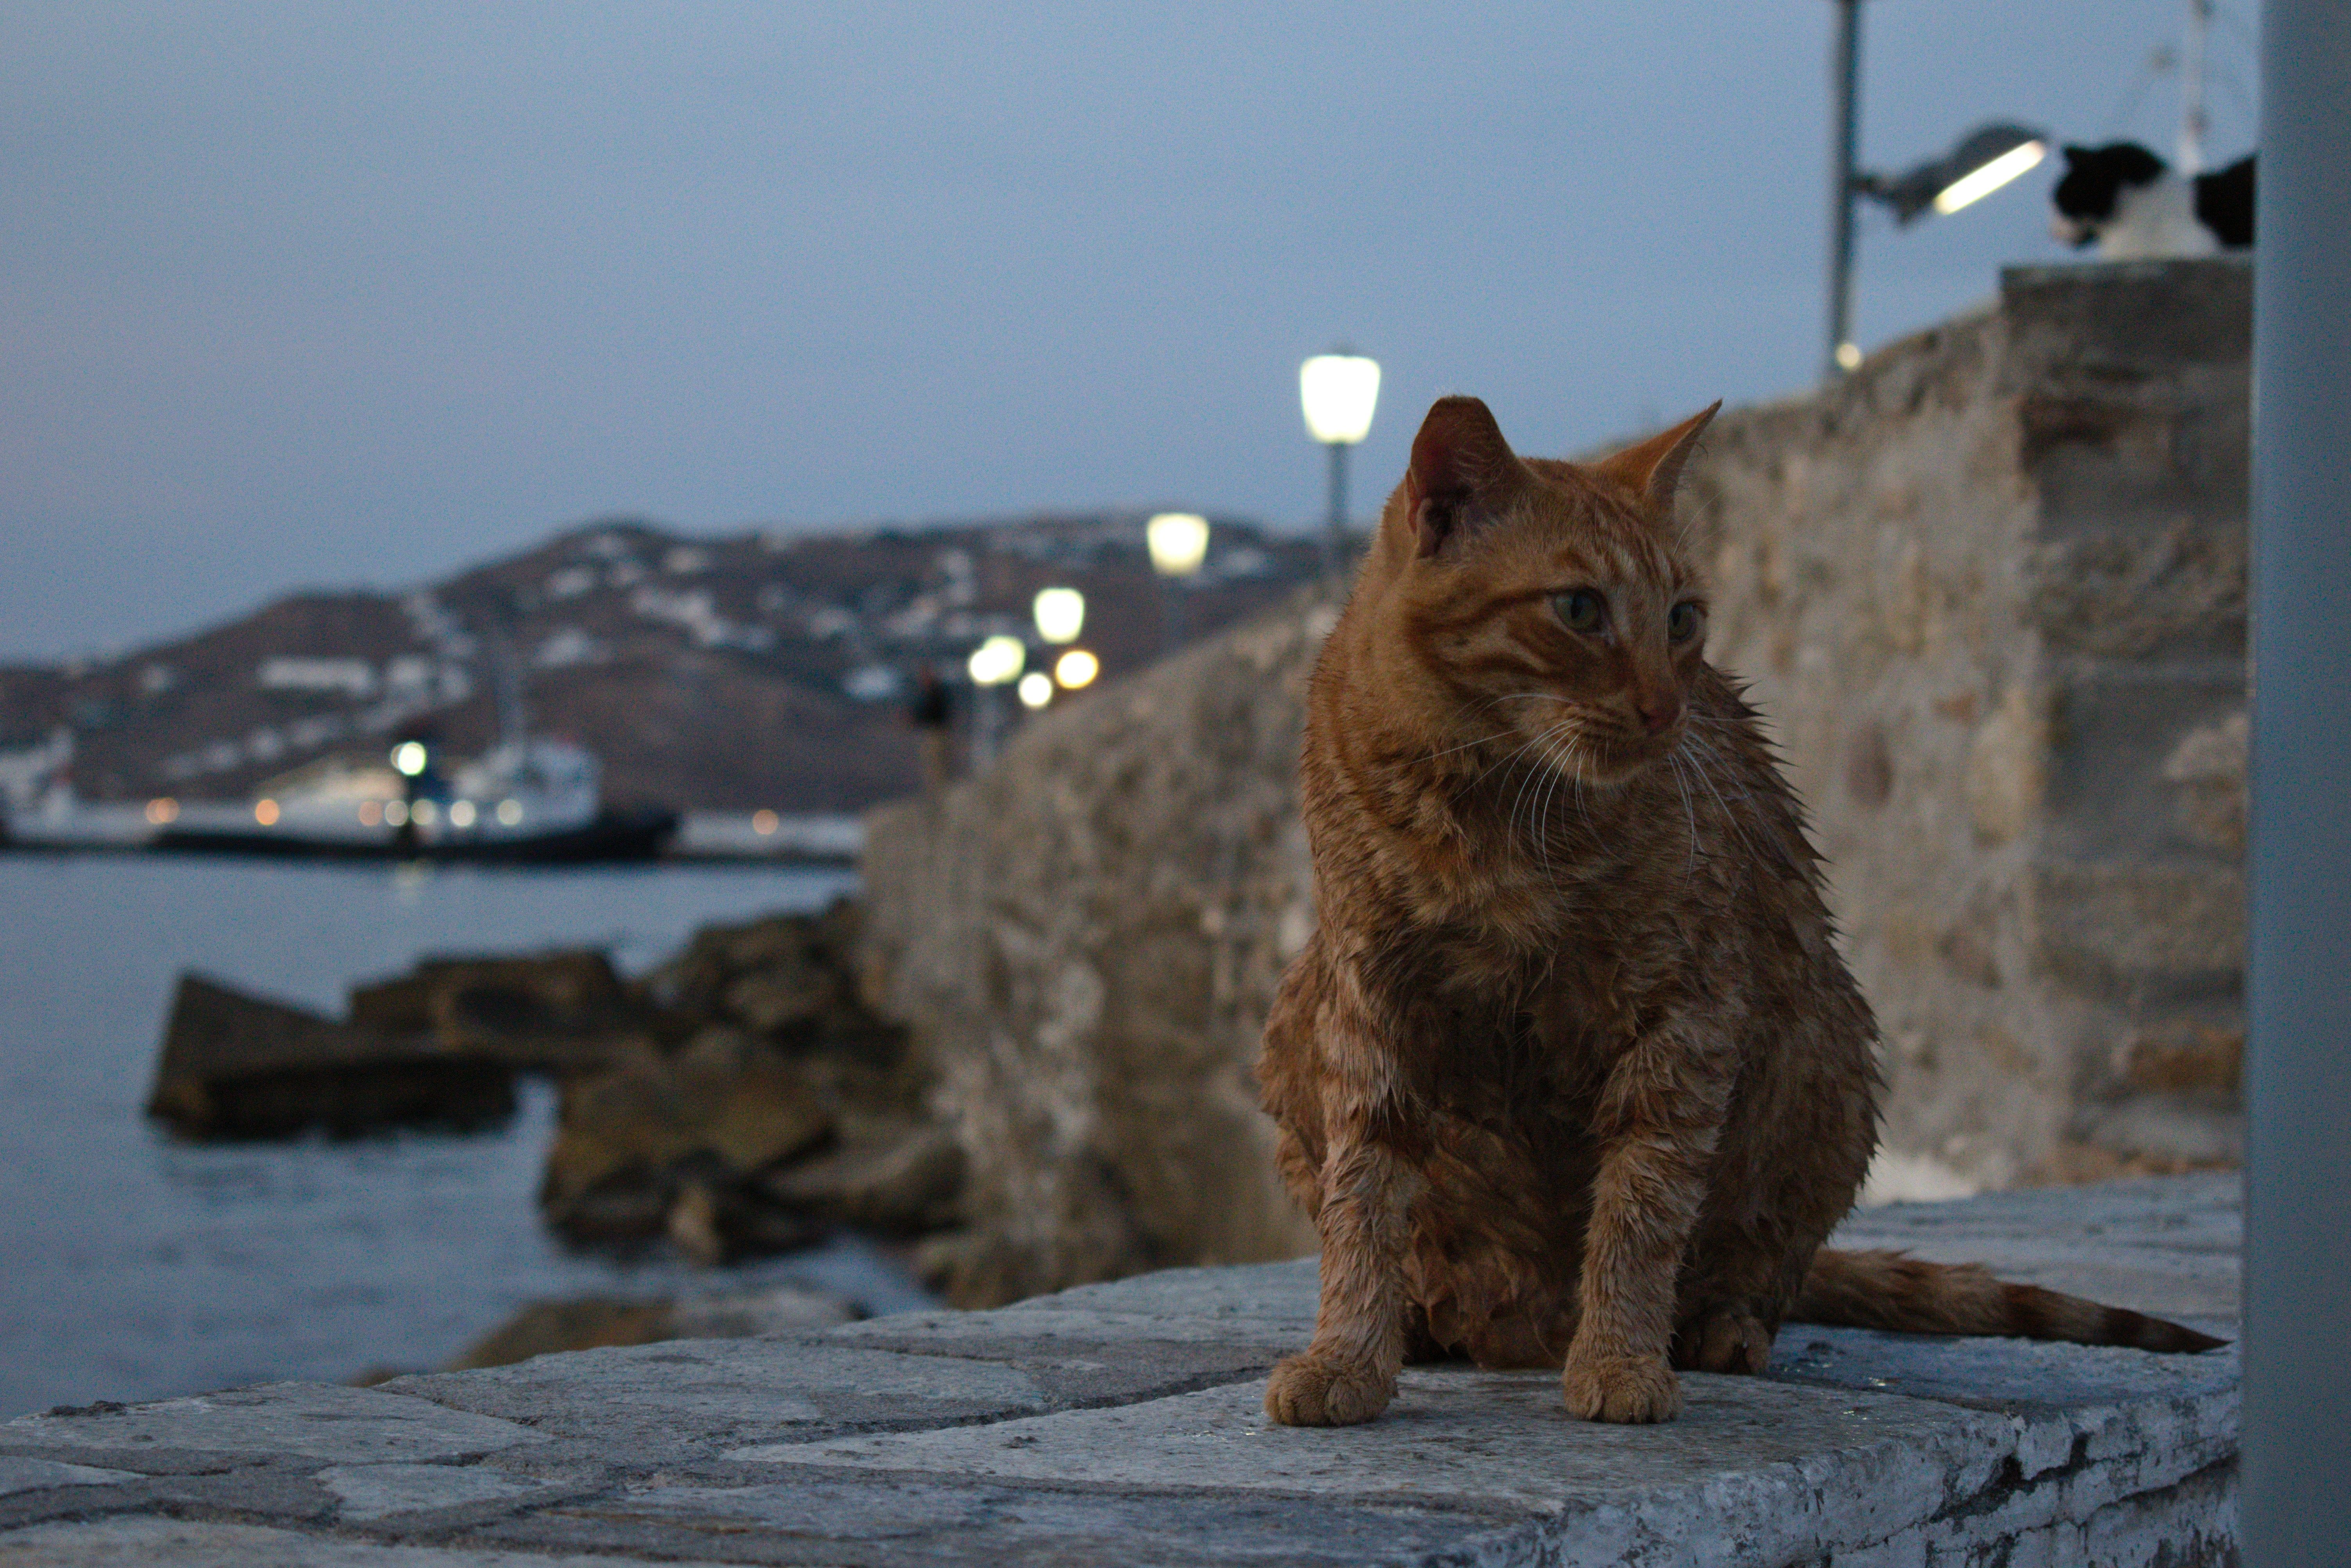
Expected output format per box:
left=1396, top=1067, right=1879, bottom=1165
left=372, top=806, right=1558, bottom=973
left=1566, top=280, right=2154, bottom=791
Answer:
left=1256, top=395, right=2221, bottom=1427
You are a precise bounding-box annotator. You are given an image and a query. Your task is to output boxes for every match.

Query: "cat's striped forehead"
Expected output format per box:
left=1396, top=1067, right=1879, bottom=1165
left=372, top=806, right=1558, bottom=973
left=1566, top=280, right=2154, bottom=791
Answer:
left=1502, top=473, right=1691, bottom=592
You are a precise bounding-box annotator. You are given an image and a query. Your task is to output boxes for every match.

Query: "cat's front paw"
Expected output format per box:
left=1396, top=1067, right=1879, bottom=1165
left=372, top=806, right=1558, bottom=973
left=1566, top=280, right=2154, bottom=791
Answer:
left=1265, top=1352, right=1394, bottom=1426
left=1671, top=1306, right=1775, bottom=1374
left=1560, top=1351, right=1683, bottom=1423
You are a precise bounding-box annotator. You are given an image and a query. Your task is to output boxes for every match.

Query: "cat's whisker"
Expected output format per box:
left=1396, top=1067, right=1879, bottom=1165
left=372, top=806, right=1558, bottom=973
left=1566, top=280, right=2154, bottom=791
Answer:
left=1668, top=752, right=1698, bottom=874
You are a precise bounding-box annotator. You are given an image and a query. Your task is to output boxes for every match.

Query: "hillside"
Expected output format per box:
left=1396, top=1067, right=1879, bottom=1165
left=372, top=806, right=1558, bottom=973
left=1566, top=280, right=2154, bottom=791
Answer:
left=0, top=514, right=1321, bottom=813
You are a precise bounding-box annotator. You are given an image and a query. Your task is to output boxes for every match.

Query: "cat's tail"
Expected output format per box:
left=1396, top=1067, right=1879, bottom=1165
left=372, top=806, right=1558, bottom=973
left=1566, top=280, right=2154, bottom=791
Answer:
left=1792, top=1248, right=2227, bottom=1354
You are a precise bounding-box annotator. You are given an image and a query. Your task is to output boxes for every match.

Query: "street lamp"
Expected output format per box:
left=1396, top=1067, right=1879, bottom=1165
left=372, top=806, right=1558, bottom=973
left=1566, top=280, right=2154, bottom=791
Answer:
left=965, top=634, right=1025, bottom=768
left=1146, top=511, right=1210, bottom=653
left=1824, top=0, right=2045, bottom=377
left=1032, top=586, right=1085, bottom=645
left=1300, top=351, right=1380, bottom=575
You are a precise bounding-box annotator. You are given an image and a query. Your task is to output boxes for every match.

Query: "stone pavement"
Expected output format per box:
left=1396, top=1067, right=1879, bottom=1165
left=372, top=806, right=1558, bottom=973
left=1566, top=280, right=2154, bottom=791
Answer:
left=0, top=1175, right=2239, bottom=1565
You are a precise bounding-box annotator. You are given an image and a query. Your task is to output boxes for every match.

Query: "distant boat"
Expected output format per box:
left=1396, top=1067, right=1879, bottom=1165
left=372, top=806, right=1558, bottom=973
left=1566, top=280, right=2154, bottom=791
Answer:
left=153, top=739, right=678, bottom=865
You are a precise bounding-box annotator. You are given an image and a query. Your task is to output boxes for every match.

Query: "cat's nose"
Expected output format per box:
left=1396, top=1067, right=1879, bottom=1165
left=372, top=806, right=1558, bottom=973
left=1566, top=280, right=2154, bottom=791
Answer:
left=1635, top=697, right=1681, bottom=735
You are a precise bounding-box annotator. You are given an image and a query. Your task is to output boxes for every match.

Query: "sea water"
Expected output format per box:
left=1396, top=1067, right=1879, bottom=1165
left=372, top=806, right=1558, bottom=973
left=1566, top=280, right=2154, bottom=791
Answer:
left=0, top=853, right=925, bottom=1418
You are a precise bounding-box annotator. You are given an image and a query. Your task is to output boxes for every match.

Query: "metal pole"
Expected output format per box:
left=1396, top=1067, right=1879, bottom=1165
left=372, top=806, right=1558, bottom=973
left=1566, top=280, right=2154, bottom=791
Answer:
left=1323, top=441, right=1349, bottom=576
left=2244, top=0, right=2351, bottom=1560
left=1824, top=0, right=1862, bottom=379
left=2179, top=0, right=2211, bottom=174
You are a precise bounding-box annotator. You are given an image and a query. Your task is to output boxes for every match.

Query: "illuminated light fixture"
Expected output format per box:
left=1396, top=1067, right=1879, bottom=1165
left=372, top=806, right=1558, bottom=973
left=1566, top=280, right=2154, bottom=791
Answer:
left=1299, top=353, right=1381, bottom=445
left=1033, top=586, right=1086, bottom=645
left=751, top=808, right=779, bottom=834
left=1300, top=350, right=1380, bottom=575
left=411, top=799, right=439, bottom=826
left=358, top=800, right=383, bottom=826
left=253, top=798, right=280, bottom=827
left=448, top=800, right=478, bottom=829
left=145, top=798, right=179, bottom=825
left=967, top=634, right=1026, bottom=687
left=1822, top=2, right=2045, bottom=378
left=385, top=799, right=410, bottom=827
left=497, top=798, right=524, bottom=827
left=1146, top=512, right=1210, bottom=578
left=1055, top=649, right=1100, bottom=689
left=1017, top=671, right=1054, bottom=709
left=1930, top=134, right=2047, bottom=215
left=392, top=741, right=428, bottom=777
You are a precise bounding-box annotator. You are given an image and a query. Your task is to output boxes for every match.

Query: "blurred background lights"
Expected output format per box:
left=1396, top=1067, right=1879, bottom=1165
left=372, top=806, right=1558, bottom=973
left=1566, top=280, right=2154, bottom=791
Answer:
left=144, top=798, right=178, bottom=825
left=751, top=809, right=778, bottom=835
left=383, top=800, right=409, bottom=827
left=1055, top=649, right=1100, bottom=689
left=448, top=800, right=478, bottom=829
left=1017, top=671, right=1053, bottom=709
left=967, top=634, right=1026, bottom=686
left=1032, top=586, right=1085, bottom=644
left=1146, top=513, right=1210, bottom=578
left=497, top=798, right=525, bottom=827
left=391, top=741, right=428, bottom=777
left=410, top=799, right=438, bottom=826
left=252, top=799, right=279, bottom=826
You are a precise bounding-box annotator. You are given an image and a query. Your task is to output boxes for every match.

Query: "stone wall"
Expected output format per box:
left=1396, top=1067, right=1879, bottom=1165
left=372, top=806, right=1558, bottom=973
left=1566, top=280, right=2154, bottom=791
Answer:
left=862, top=259, right=2249, bottom=1304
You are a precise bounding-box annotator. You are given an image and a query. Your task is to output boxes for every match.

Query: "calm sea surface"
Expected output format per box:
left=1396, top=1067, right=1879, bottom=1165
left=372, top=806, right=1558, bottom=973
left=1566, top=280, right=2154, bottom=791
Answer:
left=0, top=853, right=924, bottom=1419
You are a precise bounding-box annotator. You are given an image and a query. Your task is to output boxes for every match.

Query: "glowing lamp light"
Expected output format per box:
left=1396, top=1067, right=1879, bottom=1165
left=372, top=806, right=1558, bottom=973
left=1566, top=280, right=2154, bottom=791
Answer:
left=1299, top=354, right=1381, bottom=446
left=497, top=799, right=524, bottom=827
left=1932, top=136, right=2046, bottom=215
left=1055, top=649, right=1100, bottom=689
left=967, top=634, right=1026, bottom=686
left=358, top=800, right=382, bottom=826
left=1017, top=671, right=1053, bottom=709
left=448, top=800, right=478, bottom=829
left=1033, top=586, right=1086, bottom=644
left=411, top=799, right=439, bottom=827
left=752, top=809, right=779, bottom=834
left=253, top=799, right=280, bottom=827
left=392, top=741, right=428, bottom=777
left=385, top=799, right=410, bottom=827
left=145, top=798, right=179, bottom=825
left=1147, top=513, right=1211, bottom=577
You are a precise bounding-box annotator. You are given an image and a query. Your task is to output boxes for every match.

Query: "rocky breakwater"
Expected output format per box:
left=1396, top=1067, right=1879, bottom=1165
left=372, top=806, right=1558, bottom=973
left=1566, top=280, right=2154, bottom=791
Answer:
left=148, top=903, right=965, bottom=1272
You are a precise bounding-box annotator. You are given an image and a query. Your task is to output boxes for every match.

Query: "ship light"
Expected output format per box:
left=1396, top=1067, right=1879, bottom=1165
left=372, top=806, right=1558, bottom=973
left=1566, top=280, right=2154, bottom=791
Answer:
left=496, top=799, right=524, bottom=827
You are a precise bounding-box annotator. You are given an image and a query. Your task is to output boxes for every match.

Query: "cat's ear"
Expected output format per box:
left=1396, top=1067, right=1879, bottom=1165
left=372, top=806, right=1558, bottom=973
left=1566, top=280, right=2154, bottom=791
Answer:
left=1405, top=396, right=1520, bottom=557
left=1588, top=401, right=1721, bottom=512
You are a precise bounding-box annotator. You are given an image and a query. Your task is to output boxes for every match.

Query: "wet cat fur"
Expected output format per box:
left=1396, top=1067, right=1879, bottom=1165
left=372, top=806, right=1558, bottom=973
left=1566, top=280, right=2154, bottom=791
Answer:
left=1255, top=396, right=2223, bottom=1427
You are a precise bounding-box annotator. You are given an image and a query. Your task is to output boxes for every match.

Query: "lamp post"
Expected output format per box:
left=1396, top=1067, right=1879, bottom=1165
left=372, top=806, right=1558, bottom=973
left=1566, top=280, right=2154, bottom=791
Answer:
left=1824, top=2, right=2046, bottom=378
left=965, top=633, right=1024, bottom=769
left=1300, top=351, right=1380, bottom=576
left=1146, top=511, right=1210, bottom=654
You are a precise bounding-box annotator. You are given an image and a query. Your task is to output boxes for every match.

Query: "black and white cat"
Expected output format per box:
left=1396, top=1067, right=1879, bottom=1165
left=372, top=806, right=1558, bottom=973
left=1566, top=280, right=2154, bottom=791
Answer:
left=2050, top=142, right=2256, bottom=259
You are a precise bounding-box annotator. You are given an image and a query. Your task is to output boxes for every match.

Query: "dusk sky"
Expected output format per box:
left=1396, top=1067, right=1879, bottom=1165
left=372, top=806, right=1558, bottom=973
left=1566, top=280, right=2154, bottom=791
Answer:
left=2, top=2, right=2259, bottom=660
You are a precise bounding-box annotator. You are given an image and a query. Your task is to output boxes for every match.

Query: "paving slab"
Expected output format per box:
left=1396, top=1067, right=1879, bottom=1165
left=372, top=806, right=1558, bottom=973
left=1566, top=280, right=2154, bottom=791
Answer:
left=0, top=1176, right=2245, bottom=1565
left=0, top=1384, right=543, bottom=1466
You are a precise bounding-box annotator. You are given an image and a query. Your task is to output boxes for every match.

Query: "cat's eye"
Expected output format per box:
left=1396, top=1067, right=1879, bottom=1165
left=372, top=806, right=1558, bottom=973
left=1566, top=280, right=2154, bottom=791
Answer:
left=1553, top=589, right=1606, bottom=634
left=1667, top=601, right=1704, bottom=642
